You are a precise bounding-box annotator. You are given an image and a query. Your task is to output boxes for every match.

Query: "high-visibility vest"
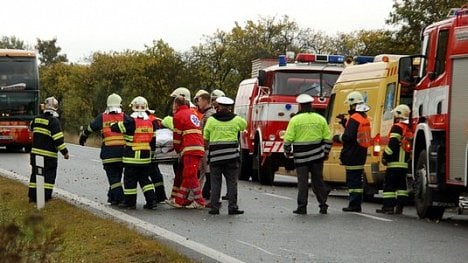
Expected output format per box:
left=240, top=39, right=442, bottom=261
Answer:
left=349, top=113, right=372, bottom=148
left=131, top=118, right=153, bottom=151
left=102, top=113, right=125, bottom=146
left=395, top=122, right=413, bottom=153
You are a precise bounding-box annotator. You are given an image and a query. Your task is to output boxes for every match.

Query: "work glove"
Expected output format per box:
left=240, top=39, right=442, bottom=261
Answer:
left=332, top=134, right=341, bottom=143
left=381, top=158, right=387, bottom=166
left=79, top=134, right=87, bottom=146
left=336, top=114, right=347, bottom=127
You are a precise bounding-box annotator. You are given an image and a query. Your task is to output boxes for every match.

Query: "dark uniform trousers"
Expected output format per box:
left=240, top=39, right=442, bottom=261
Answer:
left=346, top=168, right=364, bottom=208
left=28, top=155, right=58, bottom=202
left=123, top=165, right=155, bottom=206
left=103, top=162, right=124, bottom=203
left=382, top=168, right=408, bottom=208
left=149, top=161, right=168, bottom=202
left=210, top=160, right=240, bottom=211
left=296, top=161, right=329, bottom=210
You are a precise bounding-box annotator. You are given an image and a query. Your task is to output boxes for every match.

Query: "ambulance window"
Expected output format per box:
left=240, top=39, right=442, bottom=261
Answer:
left=434, top=29, right=449, bottom=78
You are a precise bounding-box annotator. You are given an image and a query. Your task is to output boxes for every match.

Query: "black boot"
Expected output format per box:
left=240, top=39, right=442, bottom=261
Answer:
left=376, top=207, right=394, bottom=214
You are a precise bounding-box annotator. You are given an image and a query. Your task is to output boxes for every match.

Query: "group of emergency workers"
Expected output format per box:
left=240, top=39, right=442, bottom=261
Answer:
left=27, top=88, right=411, bottom=217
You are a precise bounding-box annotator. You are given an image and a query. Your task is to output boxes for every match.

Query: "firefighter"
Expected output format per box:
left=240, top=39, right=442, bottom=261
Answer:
left=204, top=96, right=247, bottom=215
left=194, top=91, right=216, bottom=201
left=79, top=93, right=125, bottom=205
left=110, top=96, right=158, bottom=210
left=170, top=86, right=202, bottom=120
left=283, top=94, right=332, bottom=215
left=166, top=96, right=206, bottom=208
left=377, top=104, right=412, bottom=214
left=28, top=96, right=69, bottom=202
left=210, top=89, right=225, bottom=110
left=146, top=109, right=168, bottom=203
left=333, top=91, right=372, bottom=212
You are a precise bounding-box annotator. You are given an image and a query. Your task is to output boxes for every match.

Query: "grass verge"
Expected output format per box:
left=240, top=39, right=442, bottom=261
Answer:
left=0, top=176, right=193, bottom=263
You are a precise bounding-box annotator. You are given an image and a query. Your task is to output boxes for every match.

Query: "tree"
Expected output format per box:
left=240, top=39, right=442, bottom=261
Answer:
left=386, top=0, right=466, bottom=54
left=35, top=38, right=68, bottom=65
left=0, top=36, right=28, bottom=49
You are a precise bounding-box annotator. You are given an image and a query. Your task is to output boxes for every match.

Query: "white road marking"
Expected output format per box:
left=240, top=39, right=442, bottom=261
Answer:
left=0, top=168, right=245, bottom=263
left=279, top=247, right=315, bottom=259
left=262, top=193, right=293, bottom=200
left=91, top=159, right=101, bottom=163
left=352, top=212, right=393, bottom=222
left=236, top=240, right=281, bottom=257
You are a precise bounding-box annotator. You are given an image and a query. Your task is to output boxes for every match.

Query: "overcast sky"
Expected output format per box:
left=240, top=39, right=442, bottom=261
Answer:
left=2, top=0, right=394, bottom=63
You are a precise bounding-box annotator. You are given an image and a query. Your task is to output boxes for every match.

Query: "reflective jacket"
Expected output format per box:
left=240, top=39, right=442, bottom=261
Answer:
left=111, top=115, right=157, bottom=165
left=84, top=112, right=125, bottom=164
left=335, top=111, right=370, bottom=166
left=30, top=112, right=68, bottom=158
left=283, top=111, right=332, bottom=167
left=173, top=105, right=205, bottom=157
left=204, top=110, right=246, bottom=165
left=383, top=122, right=411, bottom=169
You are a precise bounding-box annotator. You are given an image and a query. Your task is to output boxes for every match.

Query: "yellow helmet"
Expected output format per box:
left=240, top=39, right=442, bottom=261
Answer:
left=210, top=89, right=225, bottom=99
left=170, top=87, right=191, bottom=98
left=392, top=104, right=411, bottom=120
left=344, top=91, right=364, bottom=105
left=106, top=93, right=122, bottom=107
left=44, top=96, right=58, bottom=110
left=130, top=96, right=148, bottom=112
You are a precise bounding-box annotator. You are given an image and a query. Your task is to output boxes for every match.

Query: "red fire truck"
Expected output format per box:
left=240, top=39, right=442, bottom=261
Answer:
left=234, top=54, right=352, bottom=185
left=398, top=6, right=468, bottom=219
left=0, top=49, right=40, bottom=152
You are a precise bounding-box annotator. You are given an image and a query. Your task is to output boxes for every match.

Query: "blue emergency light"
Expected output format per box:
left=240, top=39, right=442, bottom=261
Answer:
left=354, top=56, right=375, bottom=64
left=328, top=55, right=345, bottom=63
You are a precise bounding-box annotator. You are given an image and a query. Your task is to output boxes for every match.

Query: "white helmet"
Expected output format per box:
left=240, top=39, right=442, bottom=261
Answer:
left=210, top=89, right=225, bottom=99
left=44, top=96, right=58, bottom=111
left=344, top=91, right=364, bottom=105
left=170, top=87, right=191, bottom=98
left=194, top=89, right=209, bottom=100
left=392, top=104, right=411, bottom=120
left=296, top=94, right=314, bottom=104
left=130, top=96, right=148, bottom=112
left=106, top=93, right=122, bottom=107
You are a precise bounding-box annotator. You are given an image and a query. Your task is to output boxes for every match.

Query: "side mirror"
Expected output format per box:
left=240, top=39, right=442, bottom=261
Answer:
left=258, top=70, right=266, bottom=86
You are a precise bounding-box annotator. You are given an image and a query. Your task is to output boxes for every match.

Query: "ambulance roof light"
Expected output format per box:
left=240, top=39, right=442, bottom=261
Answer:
left=295, top=53, right=316, bottom=63
left=354, top=56, right=375, bottom=65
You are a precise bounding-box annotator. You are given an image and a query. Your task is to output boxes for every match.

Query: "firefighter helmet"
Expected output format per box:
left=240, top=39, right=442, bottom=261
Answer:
left=296, top=94, right=314, bottom=104
left=211, top=89, right=225, bottom=99
left=344, top=91, right=364, bottom=105
left=392, top=104, right=411, bottom=120
left=106, top=93, right=122, bottom=107
left=194, top=89, right=209, bottom=100
left=130, top=96, right=148, bottom=112
left=170, top=87, right=191, bottom=98
left=44, top=96, right=59, bottom=111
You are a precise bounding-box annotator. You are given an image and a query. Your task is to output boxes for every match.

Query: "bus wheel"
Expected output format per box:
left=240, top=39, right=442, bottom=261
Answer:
left=414, top=150, right=445, bottom=220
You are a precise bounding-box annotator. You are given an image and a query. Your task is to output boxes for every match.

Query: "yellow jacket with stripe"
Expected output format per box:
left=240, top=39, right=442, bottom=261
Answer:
left=30, top=112, right=68, bottom=158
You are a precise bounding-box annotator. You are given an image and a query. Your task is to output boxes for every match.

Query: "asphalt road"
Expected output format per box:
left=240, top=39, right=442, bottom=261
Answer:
left=1, top=144, right=468, bottom=263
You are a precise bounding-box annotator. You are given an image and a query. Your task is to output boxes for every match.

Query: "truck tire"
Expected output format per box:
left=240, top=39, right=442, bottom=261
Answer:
left=239, top=149, right=253, bottom=181
left=255, top=143, right=274, bottom=185
left=414, top=150, right=445, bottom=220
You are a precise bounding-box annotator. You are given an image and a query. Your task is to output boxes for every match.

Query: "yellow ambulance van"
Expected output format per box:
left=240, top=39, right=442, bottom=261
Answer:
left=323, top=55, right=413, bottom=197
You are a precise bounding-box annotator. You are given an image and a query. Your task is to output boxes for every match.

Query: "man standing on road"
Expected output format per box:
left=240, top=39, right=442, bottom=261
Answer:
left=204, top=96, right=247, bottom=215
left=110, top=96, right=158, bottom=210
left=377, top=104, right=412, bottom=215
left=194, top=90, right=216, bottom=203
left=283, top=94, right=332, bottom=215
left=79, top=93, right=125, bottom=205
left=167, top=96, right=206, bottom=208
left=333, top=91, right=372, bottom=212
left=28, top=96, right=69, bottom=202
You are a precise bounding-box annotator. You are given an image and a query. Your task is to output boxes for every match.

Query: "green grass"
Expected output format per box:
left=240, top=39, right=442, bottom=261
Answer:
left=0, top=176, right=193, bottom=263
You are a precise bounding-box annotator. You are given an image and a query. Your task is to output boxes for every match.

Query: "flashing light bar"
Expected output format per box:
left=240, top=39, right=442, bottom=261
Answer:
left=354, top=56, right=375, bottom=64
left=293, top=53, right=345, bottom=64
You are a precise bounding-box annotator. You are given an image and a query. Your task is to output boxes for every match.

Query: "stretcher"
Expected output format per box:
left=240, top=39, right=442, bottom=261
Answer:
left=153, top=128, right=178, bottom=163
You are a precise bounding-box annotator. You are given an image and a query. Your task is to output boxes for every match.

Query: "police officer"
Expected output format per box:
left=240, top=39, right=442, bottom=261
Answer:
left=204, top=96, right=247, bottom=215
left=110, top=96, right=158, bottom=210
left=79, top=93, right=125, bottom=205
left=28, top=96, right=69, bottom=202
left=333, top=91, right=372, bottom=212
left=377, top=104, right=411, bottom=214
left=283, top=94, right=332, bottom=215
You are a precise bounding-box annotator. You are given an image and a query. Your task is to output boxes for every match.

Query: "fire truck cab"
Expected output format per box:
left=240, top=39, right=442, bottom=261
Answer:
left=234, top=54, right=346, bottom=185
left=398, top=6, right=468, bottom=219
